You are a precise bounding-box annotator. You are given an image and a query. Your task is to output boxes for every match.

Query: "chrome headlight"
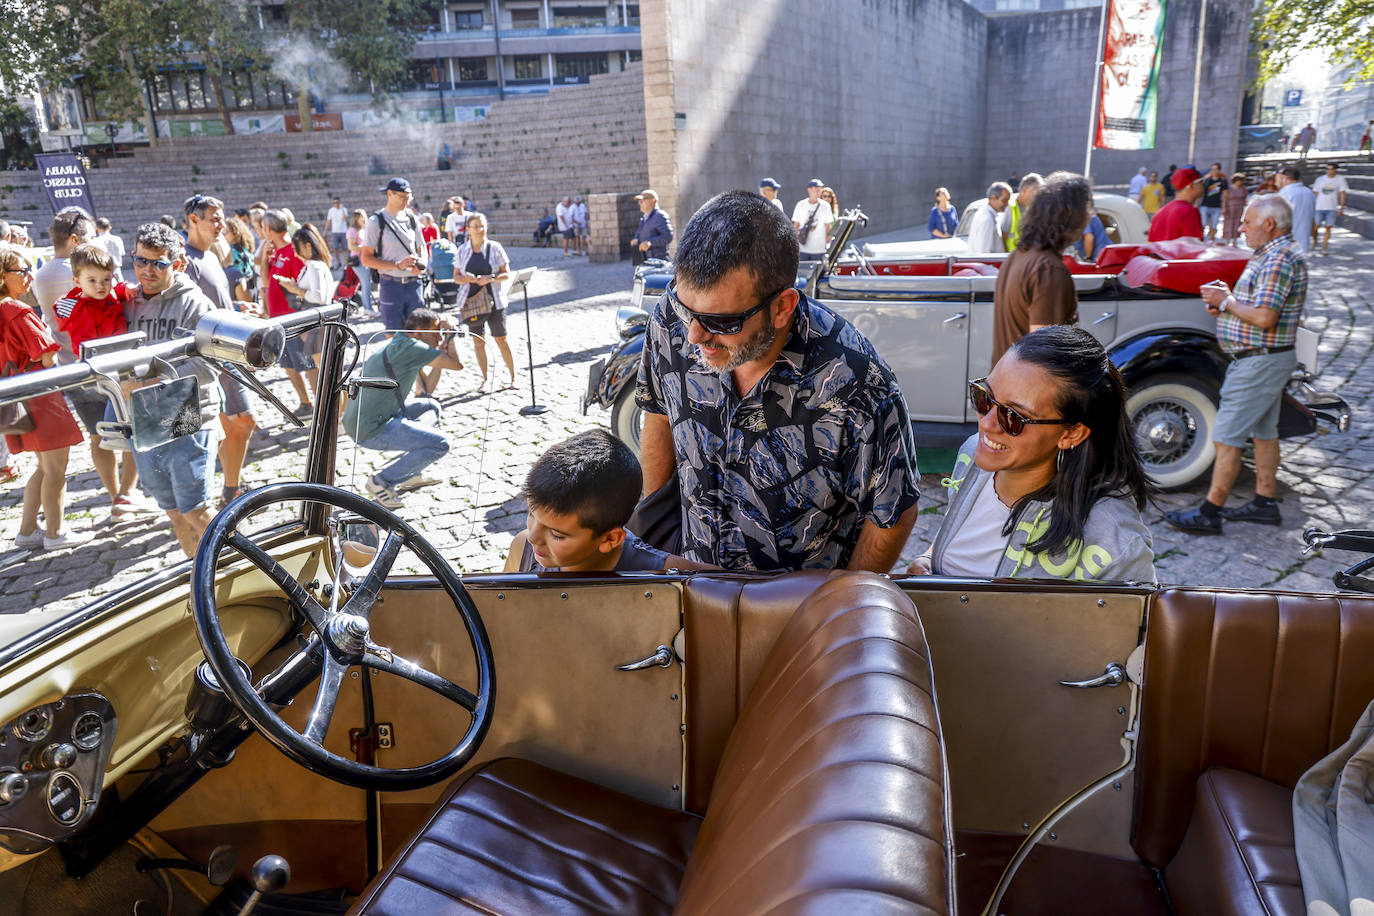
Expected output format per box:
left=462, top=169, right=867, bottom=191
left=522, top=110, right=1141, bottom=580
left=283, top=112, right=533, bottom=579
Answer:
left=616, top=305, right=649, bottom=338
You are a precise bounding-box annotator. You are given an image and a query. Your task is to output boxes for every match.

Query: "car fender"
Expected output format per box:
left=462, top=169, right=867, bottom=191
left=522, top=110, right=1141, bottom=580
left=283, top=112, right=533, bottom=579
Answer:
left=592, top=333, right=645, bottom=410
left=1111, top=329, right=1229, bottom=391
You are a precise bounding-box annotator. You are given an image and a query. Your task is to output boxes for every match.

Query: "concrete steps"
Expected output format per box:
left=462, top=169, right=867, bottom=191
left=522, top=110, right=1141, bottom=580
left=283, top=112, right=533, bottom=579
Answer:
left=1, top=67, right=649, bottom=248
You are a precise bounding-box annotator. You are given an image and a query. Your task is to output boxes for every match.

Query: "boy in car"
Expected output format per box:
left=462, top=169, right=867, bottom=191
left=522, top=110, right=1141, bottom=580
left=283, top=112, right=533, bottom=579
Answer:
left=504, top=430, right=706, bottom=573
left=53, top=244, right=137, bottom=355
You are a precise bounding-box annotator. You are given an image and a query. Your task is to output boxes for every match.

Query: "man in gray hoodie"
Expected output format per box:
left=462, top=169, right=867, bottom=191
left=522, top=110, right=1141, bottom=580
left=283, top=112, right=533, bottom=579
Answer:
left=125, top=222, right=222, bottom=558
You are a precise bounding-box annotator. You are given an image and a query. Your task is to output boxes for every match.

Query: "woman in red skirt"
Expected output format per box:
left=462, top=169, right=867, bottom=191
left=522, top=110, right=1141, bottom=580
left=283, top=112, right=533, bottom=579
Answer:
left=0, top=245, right=87, bottom=550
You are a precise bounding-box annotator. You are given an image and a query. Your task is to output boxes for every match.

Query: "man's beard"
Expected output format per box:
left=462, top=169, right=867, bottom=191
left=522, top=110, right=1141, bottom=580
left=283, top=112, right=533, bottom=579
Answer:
left=694, top=315, right=778, bottom=372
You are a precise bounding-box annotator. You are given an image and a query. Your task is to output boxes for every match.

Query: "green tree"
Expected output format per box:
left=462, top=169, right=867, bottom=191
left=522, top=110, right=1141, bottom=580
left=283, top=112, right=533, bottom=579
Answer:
left=164, top=0, right=268, bottom=136
left=0, top=98, right=39, bottom=170
left=1252, top=0, right=1374, bottom=82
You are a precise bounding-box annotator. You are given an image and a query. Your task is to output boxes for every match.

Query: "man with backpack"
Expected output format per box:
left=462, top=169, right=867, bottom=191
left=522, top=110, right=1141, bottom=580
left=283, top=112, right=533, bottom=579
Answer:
left=359, top=177, right=427, bottom=331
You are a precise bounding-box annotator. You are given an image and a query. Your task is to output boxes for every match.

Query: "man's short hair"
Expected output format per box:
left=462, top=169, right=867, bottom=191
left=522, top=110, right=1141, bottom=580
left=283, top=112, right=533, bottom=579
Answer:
left=250, top=201, right=269, bottom=211
left=50, top=208, right=93, bottom=249
left=135, top=222, right=184, bottom=260
left=1247, top=194, right=1293, bottom=233
left=261, top=210, right=288, bottom=234
left=1017, top=172, right=1044, bottom=192
left=987, top=181, right=1012, bottom=199
left=94, top=217, right=111, bottom=231
left=1279, top=165, right=1302, bottom=182
left=402, top=308, right=439, bottom=331
left=1212, top=162, right=1222, bottom=169
left=674, top=190, right=797, bottom=299
left=70, top=243, right=115, bottom=276
left=184, top=193, right=223, bottom=219
left=523, top=429, right=643, bottom=536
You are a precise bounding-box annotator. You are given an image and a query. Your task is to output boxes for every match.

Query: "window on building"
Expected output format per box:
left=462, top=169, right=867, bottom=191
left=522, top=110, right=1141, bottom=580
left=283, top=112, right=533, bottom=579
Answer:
left=627, top=49, right=642, bottom=63
left=458, top=57, right=489, bottom=82
left=552, top=5, right=604, bottom=27
left=513, top=55, right=542, bottom=79
left=453, top=9, right=484, bottom=29
left=152, top=74, right=174, bottom=113
left=259, top=3, right=286, bottom=25
left=555, top=53, right=609, bottom=78
left=186, top=71, right=209, bottom=110
left=510, top=7, right=541, bottom=28
left=626, top=4, right=640, bottom=25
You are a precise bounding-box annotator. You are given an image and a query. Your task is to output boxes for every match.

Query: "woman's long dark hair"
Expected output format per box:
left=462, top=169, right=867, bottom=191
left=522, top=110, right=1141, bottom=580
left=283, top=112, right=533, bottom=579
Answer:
left=291, top=224, right=332, bottom=267
left=1018, top=171, right=1091, bottom=252
left=1003, top=325, right=1151, bottom=558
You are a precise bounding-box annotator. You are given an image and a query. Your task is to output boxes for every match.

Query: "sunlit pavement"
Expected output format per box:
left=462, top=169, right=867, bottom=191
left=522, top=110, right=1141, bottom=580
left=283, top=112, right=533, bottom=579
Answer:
left=2, top=229, right=1371, bottom=616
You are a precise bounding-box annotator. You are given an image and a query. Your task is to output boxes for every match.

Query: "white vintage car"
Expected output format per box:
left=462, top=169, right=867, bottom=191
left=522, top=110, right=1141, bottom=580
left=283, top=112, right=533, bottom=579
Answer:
left=858, top=192, right=1151, bottom=263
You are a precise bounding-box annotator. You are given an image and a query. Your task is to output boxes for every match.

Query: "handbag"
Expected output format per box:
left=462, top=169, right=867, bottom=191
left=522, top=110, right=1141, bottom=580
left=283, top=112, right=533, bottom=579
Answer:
left=0, top=401, right=34, bottom=436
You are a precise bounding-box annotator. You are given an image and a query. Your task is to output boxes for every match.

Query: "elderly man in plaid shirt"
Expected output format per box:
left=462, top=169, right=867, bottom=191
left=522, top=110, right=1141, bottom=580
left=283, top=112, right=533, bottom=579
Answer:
left=1166, top=194, right=1307, bottom=535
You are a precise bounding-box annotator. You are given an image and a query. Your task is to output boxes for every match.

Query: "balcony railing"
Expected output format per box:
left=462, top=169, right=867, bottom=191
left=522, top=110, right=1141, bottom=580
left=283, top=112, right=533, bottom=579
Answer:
left=416, top=24, right=639, bottom=41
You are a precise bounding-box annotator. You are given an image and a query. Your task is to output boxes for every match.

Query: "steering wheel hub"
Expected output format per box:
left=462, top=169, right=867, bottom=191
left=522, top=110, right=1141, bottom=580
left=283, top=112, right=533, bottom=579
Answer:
left=326, top=614, right=371, bottom=656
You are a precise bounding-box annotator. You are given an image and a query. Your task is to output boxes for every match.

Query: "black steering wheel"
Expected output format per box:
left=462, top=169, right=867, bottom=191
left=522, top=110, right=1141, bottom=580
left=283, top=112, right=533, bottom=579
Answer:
left=192, top=482, right=495, bottom=792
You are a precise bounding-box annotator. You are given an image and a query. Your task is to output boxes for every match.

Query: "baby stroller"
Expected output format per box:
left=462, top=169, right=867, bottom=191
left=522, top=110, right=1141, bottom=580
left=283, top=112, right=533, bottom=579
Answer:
left=334, top=264, right=364, bottom=320
left=425, top=238, right=461, bottom=311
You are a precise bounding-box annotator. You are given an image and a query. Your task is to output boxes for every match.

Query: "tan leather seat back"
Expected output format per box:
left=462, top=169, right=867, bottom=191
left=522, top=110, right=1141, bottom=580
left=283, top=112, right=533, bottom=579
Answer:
left=1134, top=588, right=1374, bottom=868
left=675, top=573, right=955, bottom=915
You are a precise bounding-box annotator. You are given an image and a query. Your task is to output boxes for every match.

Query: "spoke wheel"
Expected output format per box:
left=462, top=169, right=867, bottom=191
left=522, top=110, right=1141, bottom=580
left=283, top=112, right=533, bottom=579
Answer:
left=192, top=482, right=495, bottom=792
left=1126, top=377, right=1219, bottom=491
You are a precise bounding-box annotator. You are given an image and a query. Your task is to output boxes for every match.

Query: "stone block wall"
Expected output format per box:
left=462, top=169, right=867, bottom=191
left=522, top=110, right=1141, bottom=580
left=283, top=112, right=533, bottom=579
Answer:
left=588, top=192, right=642, bottom=262
left=0, top=67, right=651, bottom=248
left=641, top=0, right=991, bottom=237
left=984, top=0, right=1251, bottom=189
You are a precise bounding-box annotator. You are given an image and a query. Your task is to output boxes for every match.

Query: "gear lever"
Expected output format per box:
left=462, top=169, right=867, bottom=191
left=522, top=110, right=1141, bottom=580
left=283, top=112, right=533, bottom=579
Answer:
left=235, top=854, right=290, bottom=916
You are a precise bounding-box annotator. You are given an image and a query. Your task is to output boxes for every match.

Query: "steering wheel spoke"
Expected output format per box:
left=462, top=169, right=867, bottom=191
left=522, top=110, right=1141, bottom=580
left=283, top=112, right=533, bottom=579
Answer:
left=194, top=482, right=495, bottom=792
left=227, top=531, right=331, bottom=630
left=363, top=644, right=478, bottom=712
left=339, top=529, right=407, bottom=620
left=304, top=653, right=349, bottom=744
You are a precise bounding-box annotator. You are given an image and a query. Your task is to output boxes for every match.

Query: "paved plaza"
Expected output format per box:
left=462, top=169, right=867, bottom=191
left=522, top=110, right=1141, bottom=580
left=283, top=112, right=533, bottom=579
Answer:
left=0, top=230, right=1371, bottom=615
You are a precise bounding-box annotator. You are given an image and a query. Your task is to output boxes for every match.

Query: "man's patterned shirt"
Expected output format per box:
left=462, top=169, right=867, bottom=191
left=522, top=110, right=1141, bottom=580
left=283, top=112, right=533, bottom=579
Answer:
left=636, top=292, right=921, bottom=570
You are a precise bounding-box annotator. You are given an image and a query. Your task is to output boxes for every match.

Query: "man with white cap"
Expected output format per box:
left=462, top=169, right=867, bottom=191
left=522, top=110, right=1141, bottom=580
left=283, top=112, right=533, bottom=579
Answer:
left=759, top=178, right=785, bottom=213
left=791, top=179, right=833, bottom=259
left=629, top=189, right=674, bottom=261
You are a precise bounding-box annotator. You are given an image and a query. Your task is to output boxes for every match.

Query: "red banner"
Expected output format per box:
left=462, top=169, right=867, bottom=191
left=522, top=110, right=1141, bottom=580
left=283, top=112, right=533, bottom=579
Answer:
left=284, top=113, right=343, bottom=132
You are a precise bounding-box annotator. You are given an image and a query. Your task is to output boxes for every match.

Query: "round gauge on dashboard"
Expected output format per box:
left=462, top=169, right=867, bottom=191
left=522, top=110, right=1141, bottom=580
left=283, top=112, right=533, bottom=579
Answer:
left=14, top=706, right=53, bottom=743
left=71, top=712, right=104, bottom=752
left=46, top=772, right=83, bottom=825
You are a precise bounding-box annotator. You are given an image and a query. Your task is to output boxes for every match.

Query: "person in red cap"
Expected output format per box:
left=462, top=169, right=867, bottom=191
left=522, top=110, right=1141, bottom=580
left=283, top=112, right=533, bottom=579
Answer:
left=1147, top=167, right=1206, bottom=241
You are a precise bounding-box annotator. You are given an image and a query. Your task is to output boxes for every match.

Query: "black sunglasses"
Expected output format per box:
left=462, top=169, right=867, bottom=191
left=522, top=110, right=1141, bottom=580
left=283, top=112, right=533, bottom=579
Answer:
left=968, top=378, right=1068, bottom=437
left=134, top=255, right=173, bottom=270
left=667, top=280, right=788, bottom=336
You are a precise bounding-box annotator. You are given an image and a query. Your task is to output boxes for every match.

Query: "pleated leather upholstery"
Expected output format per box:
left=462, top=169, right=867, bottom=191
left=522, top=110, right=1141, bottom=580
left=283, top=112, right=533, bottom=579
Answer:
left=1133, top=588, right=1374, bottom=869
left=1164, top=768, right=1304, bottom=916
left=348, top=757, right=701, bottom=915
left=674, top=572, right=955, bottom=915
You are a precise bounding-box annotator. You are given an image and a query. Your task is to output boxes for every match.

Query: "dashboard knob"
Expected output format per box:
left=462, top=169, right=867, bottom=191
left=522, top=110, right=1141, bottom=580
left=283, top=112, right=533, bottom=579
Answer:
left=40, top=743, right=78, bottom=770
left=0, top=772, right=28, bottom=804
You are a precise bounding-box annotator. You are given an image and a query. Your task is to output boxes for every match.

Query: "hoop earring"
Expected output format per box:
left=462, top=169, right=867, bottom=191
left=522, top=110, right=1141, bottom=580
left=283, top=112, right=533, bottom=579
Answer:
left=1056, top=447, right=1069, bottom=473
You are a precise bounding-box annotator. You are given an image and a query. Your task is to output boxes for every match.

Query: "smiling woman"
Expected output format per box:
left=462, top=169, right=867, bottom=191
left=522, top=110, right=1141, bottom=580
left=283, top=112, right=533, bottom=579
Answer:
left=911, top=325, right=1156, bottom=583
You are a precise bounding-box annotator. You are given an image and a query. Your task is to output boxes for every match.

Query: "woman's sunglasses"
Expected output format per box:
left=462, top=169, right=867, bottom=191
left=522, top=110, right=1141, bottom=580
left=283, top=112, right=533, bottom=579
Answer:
left=2, top=267, right=33, bottom=277
left=667, top=281, right=788, bottom=336
left=968, top=378, right=1068, bottom=437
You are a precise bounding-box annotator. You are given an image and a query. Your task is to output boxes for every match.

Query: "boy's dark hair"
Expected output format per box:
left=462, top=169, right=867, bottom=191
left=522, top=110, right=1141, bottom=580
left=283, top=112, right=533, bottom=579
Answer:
left=523, top=429, right=642, bottom=535
left=71, top=243, right=115, bottom=276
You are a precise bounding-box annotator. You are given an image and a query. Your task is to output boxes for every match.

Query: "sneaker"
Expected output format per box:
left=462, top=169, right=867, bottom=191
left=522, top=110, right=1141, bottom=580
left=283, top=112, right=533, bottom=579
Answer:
left=1219, top=501, right=1283, bottom=526
left=218, top=486, right=249, bottom=511
left=364, top=477, right=405, bottom=509
left=43, top=530, right=93, bottom=550
left=14, top=530, right=44, bottom=549
left=0, top=465, right=19, bottom=484
left=396, top=474, right=441, bottom=492
left=294, top=404, right=314, bottom=418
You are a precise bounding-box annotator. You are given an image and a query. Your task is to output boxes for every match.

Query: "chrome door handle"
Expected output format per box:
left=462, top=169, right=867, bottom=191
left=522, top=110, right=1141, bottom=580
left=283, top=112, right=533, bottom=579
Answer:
left=943, top=312, right=968, bottom=325
left=1092, top=311, right=1114, bottom=325
left=1059, top=662, right=1125, bottom=689
left=615, top=645, right=674, bottom=671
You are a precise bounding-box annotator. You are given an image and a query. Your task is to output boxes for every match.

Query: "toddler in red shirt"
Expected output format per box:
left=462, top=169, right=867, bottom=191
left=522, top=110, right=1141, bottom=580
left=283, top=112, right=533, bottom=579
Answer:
left=54, top=243, right=136, bottom=356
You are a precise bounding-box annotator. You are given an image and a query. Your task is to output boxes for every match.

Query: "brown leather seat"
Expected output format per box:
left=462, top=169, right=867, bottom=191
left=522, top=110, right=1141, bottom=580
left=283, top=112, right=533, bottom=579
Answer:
left=1164, top=768, right=1304, bottom=916
left=350, top=572, right=954, bottom=915
left=1135, top=588, right=1374, bottom=916
left=348, top=757, right=701, bottom=915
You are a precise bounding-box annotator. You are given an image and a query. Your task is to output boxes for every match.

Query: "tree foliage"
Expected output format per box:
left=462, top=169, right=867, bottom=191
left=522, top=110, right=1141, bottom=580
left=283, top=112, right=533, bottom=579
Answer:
left=1252, top=0, right=1374, bottom=83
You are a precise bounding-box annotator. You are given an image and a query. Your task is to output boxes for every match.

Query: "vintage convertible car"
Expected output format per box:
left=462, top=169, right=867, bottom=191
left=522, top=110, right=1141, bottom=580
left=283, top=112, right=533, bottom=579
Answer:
left=1, top=305, right=1371, bottom=916
left=588, top=211, right=1349, bottom=489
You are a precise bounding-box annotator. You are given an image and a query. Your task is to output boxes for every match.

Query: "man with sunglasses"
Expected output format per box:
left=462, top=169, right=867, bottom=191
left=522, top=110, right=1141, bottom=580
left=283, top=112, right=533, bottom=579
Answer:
left=636, top=190, right=921, bottom=573
left=123, top=222, right=222, bottom=558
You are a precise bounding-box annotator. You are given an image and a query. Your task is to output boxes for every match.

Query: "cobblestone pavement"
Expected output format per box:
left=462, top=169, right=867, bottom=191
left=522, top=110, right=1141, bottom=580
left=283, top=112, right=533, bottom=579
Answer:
left=1, top=231, right=1370, bottom=616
